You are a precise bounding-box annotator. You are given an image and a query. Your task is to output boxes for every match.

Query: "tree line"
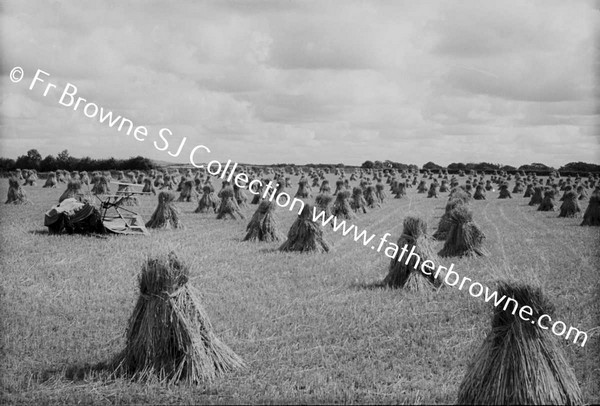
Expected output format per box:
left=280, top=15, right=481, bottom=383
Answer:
left=1, top=149, right=597, bottom=174
left=0, top=149, right=156, bottom=172
left=362, top=160, right=600, bottom=174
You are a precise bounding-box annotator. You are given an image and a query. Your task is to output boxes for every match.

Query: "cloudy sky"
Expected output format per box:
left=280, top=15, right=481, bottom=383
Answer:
left=1, top=0, right=599, bottom=167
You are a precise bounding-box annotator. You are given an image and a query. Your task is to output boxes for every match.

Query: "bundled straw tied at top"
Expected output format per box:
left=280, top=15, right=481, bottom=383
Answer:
left=473, top=184, right=486, bottom=200
left=14, top=168, right=23, bottom=181
left=334, top=179, right=345, bottom=195
left=498, top=183, right=512, bottom=199
left=560, top=185, right=573, bottom=201
left=464, top=183, right=474, bottom=196
left=440, top=180, right=449, bottom=192
left=433, top=191, right=470, bottom=241
left=216, top=186, right=245, bottom=220
left=332, top=190, right=355, bottom=220
left=457, top=282, right=583, bottom=405
left=427, top=182, right=439, bottom=198
left=126, top=171, right=137, bottom=184
left=439, top=205, right=487, bottom=257
left=142, top=178, right=157, bottom=195
left=43, top=171, right=58, bottom=188
left=449, top=187, right=472, bottom=204
left=295, top=178, right=311, bottom=198
left=136, top=172, right=146, bottom=185
left=178, top=179, right=198, bottom=202
left=233, top=183, right=248, bottom=208
left=91, top=175, right=110, bottom=195
left=23, top=169, right=38, bottom=186
left=315, top=193, right=334, bottom=220
left=250, top=179, right=265, bottom=204
left=195, top=184, right=219, bottom=213
left=279, top=204, right=331, bottom=253
left=559, top=190, right=581, bottom=218
left=154, top=173, right=165, bottom=188
left=581, top=188, right=600, bottom=226
left=111, top=252, right=245, bottom=384
left=576, top=185, right=587, bottom=200
left=5, top=177, right=30, bottom=204
left=56, top=169, right=66, bottom=183
left=538, top=189, right=557, bottom=212
left=59, top=179, right=84, bottom=203
left=163, top=174, right=177, bottom=190
left=116, top=183, right=140, bottom=206
left=512, top=181, right=524, bottom=193
left=392, top=180, right=407, bottom=198
left=350, top=187, right=368, bottom=214
left=375, top=182, right=386, bottom=203
left=80, top=171, right=90, bottom=185
left=244, top=200, right=282, bottom=242
left=529, top=186, right=544, bottom=206
left=102, top=170, right=112, bottom=182
left=383, top=216, right=444, bottom=291
left=364, top=185, right=380, bottom=209
left=146, top=191, right=184, bottom=229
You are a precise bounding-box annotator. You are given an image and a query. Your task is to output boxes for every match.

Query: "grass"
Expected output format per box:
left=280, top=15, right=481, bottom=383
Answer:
left=1, top=174, right=599, bottom=404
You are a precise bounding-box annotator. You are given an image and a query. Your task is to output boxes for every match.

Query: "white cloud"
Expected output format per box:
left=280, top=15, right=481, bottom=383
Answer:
left=0, top=0, right=598, bottom=167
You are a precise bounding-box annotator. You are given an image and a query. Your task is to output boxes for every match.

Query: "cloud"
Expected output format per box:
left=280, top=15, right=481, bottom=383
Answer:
left=0, top=0, right=598, bottom=167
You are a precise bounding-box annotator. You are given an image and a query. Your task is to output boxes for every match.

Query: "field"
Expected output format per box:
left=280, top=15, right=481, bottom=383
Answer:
left=1, top=173, right=599, bottom=404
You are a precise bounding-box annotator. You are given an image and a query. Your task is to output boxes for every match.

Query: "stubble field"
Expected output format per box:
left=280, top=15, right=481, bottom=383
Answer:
left=1, top=173, right=599, bottom=404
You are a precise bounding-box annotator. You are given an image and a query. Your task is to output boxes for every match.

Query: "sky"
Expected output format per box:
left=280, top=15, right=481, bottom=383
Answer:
left=1, top=0, right=599, bottom=167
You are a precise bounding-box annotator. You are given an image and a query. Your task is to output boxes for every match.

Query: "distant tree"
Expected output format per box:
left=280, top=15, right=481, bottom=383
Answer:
left=469, top=162, right=501, bottom=172
left=423, top=161, right=443, bottom=170
left=0, top=158, right=16, bottom=171
left=76, top=156, right=95, bottom=171
left=559, top=162, right=600, bottom=173
left=15, top=149, right=42, bottom=170
left=40, top=155, right=58, bottom=172
left=448, top=162, right=467, bottom=171
left=121, top=156, right=155, bottom=170
left=57, top=149, right=70, bottom=162
left=14, top=155, right=28, bottom=169
left=104, top=157, right=117, bottom=171
left=55, top=149, right=73, bottom=170
left=518, top=163, right=554, bottom=172
left=27, top=149, right=42, bottom=165
left=387, top=162, right=410, bottom=170
left=361, top=160, right=374, bottom=169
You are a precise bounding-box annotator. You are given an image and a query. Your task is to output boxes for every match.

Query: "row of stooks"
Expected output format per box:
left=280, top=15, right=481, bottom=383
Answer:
left=5, top=168, right=600, bottom=227
left=9, top=165, right=599, bottom=187
left=8, top=165, right=367, bottom=188
left=11, top=165, right=599, bottom=201
left=4, top=167, right=591, bottom=403
left=142, top=177, right=487, bottom=257
left=386, top=175, right=599, bottom=223
left=65, top=210, right=585, bottom=405
left=6, top=166, right=491, bottom=256
left=7, top=166, right=599, bottom=208
left=149, top=175, right=388, bottom=250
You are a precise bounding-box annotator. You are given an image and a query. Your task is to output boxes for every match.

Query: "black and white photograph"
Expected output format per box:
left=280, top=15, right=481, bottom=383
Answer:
left=1, top=0, right=599, bottom=404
